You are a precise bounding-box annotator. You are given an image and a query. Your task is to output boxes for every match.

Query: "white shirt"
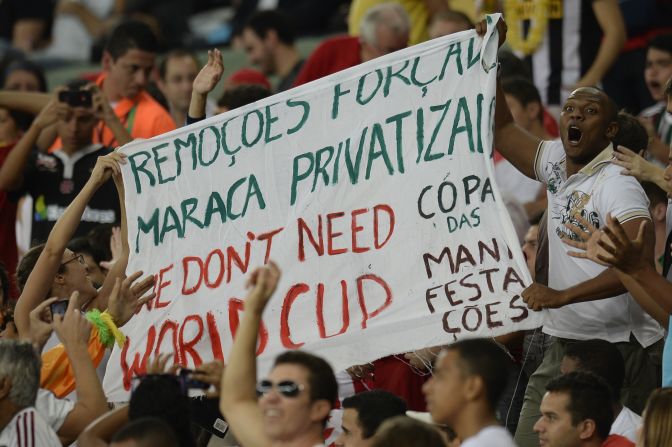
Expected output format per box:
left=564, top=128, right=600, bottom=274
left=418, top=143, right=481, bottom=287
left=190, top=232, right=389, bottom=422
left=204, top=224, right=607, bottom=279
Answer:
left=35, top=389, right=75, bottom=432
left=535, top=140, right=663, bottom=346
left=461, top=426, right=517, bottom=447
left=610, top=406, right=641, bottom=443
left=495, top=158, right=544, bottom=205
left=0, top=407, right=61, bottom=446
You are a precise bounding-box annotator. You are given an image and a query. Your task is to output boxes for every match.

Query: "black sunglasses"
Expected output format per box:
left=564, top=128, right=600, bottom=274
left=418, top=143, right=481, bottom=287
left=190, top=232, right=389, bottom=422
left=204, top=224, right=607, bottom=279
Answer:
left=256, top=380, right=305, bottom=398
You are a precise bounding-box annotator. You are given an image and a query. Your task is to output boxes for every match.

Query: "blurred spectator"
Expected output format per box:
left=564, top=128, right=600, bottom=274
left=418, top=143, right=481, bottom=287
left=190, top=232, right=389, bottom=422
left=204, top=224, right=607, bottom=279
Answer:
left=224, top=68, right=272, bottom=91
left=1, top=60, right=47, bottom=93
left=68, top=237, right=108, bottom=288
left=241, top=10, right=304, bottom=92
left=0, top=264, right=9, bottom=307
left=157, top=49, right=208, bottom=127
left=370, top=416, right=446, bottom=447
left=349, top=0, right=450, bottom=45
left=122, top=0, right=191, bottom=51
left=640, top=34, right=672, bottom=165
left=294, top=3, right=410, bottom=87
left=110, top=418, right=179, bottom=447
left=561, top=340, right=640, bottom=443
left=0, top=80, right=122, bottom=245
left=496, top=77, right=549, bottom=219
left=504, top=0, right=626, bottom=113
left=0, top=107, right=22, bottom=300
left=216, top=84, right=271, bottom=114
left=638, top=388, right=672, bottom=447
left=35, top=0, right=123, bottom=63
left=0, top=0, right=54, bottom=54
left=602, top=0, right=672, bottom=115
left=428, top=10, right=473, bottom=40
left=0, top=340, right=61, bottom=445
left=336, top=390, right=408, bottom=447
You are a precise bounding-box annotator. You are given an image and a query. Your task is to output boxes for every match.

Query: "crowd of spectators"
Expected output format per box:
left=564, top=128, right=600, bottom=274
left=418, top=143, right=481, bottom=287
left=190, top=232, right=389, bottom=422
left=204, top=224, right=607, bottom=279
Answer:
left=1, top=0, right=672, bottom=446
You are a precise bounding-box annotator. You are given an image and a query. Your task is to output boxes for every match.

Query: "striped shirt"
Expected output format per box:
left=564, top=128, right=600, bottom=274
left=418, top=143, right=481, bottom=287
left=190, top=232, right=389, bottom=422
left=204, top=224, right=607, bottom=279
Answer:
left=640, top=102, right=672, bottom=148
left=518, top=0, right=602, bottom=106
left=0, top=407, right=61, bottom=447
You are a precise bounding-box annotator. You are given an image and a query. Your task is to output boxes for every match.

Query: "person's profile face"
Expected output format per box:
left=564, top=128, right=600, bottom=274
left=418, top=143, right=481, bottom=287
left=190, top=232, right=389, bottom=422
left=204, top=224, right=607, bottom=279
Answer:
left=534, top=391, right=582, bottom=447
left=421, top=350, right=466, bottom=426
left=241, top=28, right=274, bottom=74
left=335, top=408, right=371, bottom=447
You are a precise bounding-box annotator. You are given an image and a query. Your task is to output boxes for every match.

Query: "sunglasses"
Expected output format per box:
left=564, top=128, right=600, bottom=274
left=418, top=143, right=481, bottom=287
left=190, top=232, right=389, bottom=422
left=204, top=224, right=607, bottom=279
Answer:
left=256, top=380, right=305, bottom=398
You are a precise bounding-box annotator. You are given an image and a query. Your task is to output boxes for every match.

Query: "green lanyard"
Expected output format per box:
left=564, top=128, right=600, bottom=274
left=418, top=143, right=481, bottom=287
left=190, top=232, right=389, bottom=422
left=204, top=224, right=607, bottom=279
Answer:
left=125, top=104, right=138, bottom=134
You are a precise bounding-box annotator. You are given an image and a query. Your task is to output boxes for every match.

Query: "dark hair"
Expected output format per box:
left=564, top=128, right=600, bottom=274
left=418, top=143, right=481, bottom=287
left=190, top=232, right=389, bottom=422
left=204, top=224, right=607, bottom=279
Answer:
left=545, top=371, right=615, bottom=440
left=665, top=77, right=672, bottom=99
left=431, top=11, right=474, bottom=29
left=563, top=339, right=625, bottom=400
left=158, top=49, right=199, bottom=80
left=643, top=181, right=668, bottom=207
left=105, top=20, right=159, bottom=60
left=445, top=339, right=511, bottom=408
left=245, top=10, right=296, bottom=45
left=68, top=237, right=107, bottom=267
left=111, top=417, right=179, bottom=447
left=0, top=263, right=9, bottom=305
left=16, top=244, right=64, bottom=293
left=217, top=85, right=271, bottom=111
left=502, top=77, right=543, bottom=122
left=274, top=350, right=337, bottom=407
left=370, top=416, right=445, bottom=447
left=2, top=59, right=48, bottom=92
left=129, top=375, right=195, bottom=447
left=648, top=33, right=672, bottom=55
left=342, top=390, right=408, bottom=439
left=498, top=49, right=532, bottom=81
left=86, top=224, right=114, bottom=264
left=613, top=111, right=648, bottom=153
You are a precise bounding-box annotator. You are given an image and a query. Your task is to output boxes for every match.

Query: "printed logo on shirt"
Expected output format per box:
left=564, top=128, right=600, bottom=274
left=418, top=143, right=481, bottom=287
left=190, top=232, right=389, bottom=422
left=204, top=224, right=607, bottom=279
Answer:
left=34, top=195, right=47, bottom=221
left=35, top=154, right=59, bottom=172
left=545, top=160, right=564, bottom=194
left=554, top=190, right=600, bottom=240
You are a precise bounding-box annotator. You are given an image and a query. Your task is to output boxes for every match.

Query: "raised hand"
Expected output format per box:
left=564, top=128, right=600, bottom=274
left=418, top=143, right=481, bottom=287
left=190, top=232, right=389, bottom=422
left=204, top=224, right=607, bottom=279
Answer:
left=595, top=214, right=649, bottom=274
left=561, top=213, right=613, bottom=266
left=613, top=145, right=662, bottom=182
left=192, top=360, right=224, bottom=398
left=27, top=297, right=59, bottom=349
left=193, top=49, right=225, bottom=96
left=100, top=226, right=122, bottom=271
left=244, top=261, right=280, bottom=315
left=521, top=283, right=567, bottom=311
left=88, top=151, right=127, bottom=187
left=107, top=272, right=156, bottom=327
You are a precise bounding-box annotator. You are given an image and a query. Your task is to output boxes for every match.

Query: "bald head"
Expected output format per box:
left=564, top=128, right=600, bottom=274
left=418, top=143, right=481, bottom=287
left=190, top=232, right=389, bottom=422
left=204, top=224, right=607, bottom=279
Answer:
left=568, top=87, right=618, bottom=123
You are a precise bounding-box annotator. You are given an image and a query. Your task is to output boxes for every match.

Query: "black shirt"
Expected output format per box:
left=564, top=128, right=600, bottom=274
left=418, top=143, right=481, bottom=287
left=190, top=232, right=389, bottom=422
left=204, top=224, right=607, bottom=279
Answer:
left=18, top=144, right=120, bottom=245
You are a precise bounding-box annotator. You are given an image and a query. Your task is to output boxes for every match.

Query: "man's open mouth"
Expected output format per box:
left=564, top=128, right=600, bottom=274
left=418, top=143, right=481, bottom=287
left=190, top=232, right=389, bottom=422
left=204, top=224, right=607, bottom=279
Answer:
left=568, top=125, right=582, bottom=144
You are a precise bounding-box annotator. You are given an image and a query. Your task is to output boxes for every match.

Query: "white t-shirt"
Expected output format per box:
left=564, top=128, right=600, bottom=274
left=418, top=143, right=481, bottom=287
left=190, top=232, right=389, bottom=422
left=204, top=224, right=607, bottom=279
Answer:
left=0, top=407, right=61, bottom=446
left=535, top=140, right=663, bottom=346
left=461, top=426, right=517, bottom=447
left=35, top=389, right=75, bottom=432
left=495, top=158, right=544, bottom=205
left=610, top=406, right=641, bottom=443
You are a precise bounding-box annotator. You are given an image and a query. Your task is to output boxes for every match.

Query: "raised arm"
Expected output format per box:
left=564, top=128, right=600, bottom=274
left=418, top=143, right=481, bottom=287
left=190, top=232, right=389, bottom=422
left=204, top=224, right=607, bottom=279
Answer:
left=90, top=85, right=132, bottom=146
left=52, top=292, right=109, bottom=444
left=14, top=152, right=127, bottom=337
left=574, top=0, right=625, bottom=88
left=0, top=99, right=62, bottom=191
left=0, top=90, right=50, bottom=115
left=220, top=262, right=280, bottom=447
left=77, top=406, right=129, bottom=447
left=188, top=49, right=224, bottom=122
left=475, top=18, right=542, bottom=179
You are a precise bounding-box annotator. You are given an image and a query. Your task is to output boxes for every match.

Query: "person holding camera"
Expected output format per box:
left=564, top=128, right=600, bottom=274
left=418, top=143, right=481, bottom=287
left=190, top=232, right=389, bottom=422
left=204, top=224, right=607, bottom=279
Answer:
left=0, top=79, right=129, bottom=246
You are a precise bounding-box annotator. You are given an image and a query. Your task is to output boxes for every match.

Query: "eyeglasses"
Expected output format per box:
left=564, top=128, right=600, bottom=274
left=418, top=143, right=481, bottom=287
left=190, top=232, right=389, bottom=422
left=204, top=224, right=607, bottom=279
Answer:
left=61, top=253, right=85, bottom=267
left=256, top=380, right=305, bottom=398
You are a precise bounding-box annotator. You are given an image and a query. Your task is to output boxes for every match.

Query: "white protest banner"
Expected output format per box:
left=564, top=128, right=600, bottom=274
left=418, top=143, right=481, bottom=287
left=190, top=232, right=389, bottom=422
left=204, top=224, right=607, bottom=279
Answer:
left=104, top=15, right=543, bottom=401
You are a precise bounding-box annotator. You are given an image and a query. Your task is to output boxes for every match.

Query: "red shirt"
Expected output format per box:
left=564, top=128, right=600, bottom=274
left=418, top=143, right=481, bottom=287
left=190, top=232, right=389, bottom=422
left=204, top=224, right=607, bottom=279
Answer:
left=293, top=35, right=362, bottom=87
left=603, top=434, right=635, bottom=447
left=0, top=142, right=18, bottom=300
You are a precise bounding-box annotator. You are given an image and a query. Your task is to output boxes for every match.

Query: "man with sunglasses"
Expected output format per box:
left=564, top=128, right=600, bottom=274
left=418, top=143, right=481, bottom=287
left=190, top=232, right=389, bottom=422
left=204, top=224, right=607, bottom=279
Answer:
left=221, top=262, right=338, bottom=447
